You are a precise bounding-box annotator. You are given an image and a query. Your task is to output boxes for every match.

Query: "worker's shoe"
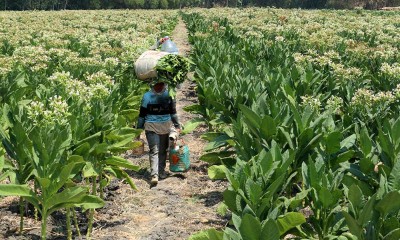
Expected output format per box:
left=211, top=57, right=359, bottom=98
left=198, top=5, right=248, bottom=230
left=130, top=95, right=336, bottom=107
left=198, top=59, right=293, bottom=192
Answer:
left=150, top=175, right=158, bottom=185
left=159, top=171, right=170, bottom=180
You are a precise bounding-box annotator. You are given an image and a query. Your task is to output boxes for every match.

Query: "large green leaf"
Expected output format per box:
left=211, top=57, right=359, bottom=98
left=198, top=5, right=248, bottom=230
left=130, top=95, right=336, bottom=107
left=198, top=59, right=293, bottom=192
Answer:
left=75, top=195, right=105, bottom=210
left=343, top=212, right=362, bottom=239
left=46, top=186, right=88, bottom=212
left=375, top=191, right=400, bottom=218
left=239, top=104, right=261, bottom=134
left=239, top=214, right=261, bottom=240
left=200, top=151, right=235, bottom=165
left=83, top=162, right=99, bottom=178
left=108, top=136, right=135, bottom=150
left=189, top=228, right=224, bottom=240
left=0, top=151, right=4, bottom=172
left=340, top=134, right=356, bottom=149
left=182, top=117, right=204, bottom=135
left=276, top=212, right=306, bottom=235
left=392, top=118, right=400, bottom=145
left=384, top=229, right=400, bottom=240
left=348, top=184, right=363, bottom=210
left=223, top=189, right=238, bottom=213
left=205, top=134, right=230, bottom=151
left=286, top=95, right=303, bottom=132
left=104, top=156, right=140, bottom=171
left=388, top=159, right=400, bottom=191
left=245, top=179, right=262, bottom=206
left=359, top=128, right=372, bottom=156
left=223, top=228, right=241, bottom=240
left=261, top=219, right=280, bottom=240
left=105, top=127, right=139, bottom=141
left=326, top=131, right=342, bottom=154
left=318, top=187, right=334, bottom=208
left=48, top=162, right=78, bottom=196
left=76, top=132, right=102, bottom=146
left=107, top=167, right=137, bottom=190
left=260, top=115, right=276, bottom=140
left=278, top=127, right=294, bottom=149
left=201, top=132, right=222, bottom=141
left=382, top=217, right=400, bottom=236
left=94, top=143, right=109, bottom=155
left=379, top=129, right=392, bottom=159
left=297, top=132, right=322, bottom=160
left=183, top=104, right=203, bottom=114
left=334, top=150, right=355, bottom=166
left=208, top=165, right=227, bottom=180
left=263, top=175, right=285, bottom=202
left=358, top=193, right=376, bottom=226
left=0, top=184, right=34, bottom=197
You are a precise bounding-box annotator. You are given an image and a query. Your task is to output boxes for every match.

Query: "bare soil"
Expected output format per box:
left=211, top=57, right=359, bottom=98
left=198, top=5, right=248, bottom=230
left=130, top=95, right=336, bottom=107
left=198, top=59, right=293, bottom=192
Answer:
left=0, top=20, right=228, bottom=240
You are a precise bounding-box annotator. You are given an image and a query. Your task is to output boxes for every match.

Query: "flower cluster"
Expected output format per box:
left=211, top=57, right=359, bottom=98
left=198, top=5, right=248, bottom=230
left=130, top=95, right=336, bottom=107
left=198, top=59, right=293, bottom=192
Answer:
left=326, top=96, right=343, bottom=115
left=0, top=57, right=13, bottom=75
left=380, top=63, right=400, bottom=80
left=26, top=96, right=70, bottom=126
left=350, top=88, right=396, bottom=109
left=12, top=46, right=50, bottom=72
left=88, top=83, right=111, bottom=101
left=300, top=95, right=321, bottom=111
left=48, top=71, right=74, bottom=85
left=275, top=36, right=284, bottom=42
left=331, top=63, right=362, bottom=81
left=85, top=71, right=114, bottom=88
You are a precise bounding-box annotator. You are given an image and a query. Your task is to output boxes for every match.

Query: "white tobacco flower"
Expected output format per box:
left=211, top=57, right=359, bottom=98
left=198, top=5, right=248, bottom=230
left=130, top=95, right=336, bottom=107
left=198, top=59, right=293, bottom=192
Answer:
left=324, top=50, right=340, bottom=60
left=275, top=36, right=284, bottom=42
left=315, top=56, right=332, bottom=67
left=85, top=72, right=114, bottom=87
left=88, top=83, right=111, bottom=101
left=301, top=95, right=321, bottom=111
left=373, top=91, right=395, bottom=104
left=26, top=96, right=70, bottom=126
left=48, top=71, right=73, bottom=84
left=351, top=89, right=374, bottom=107
left=393, top=84, right=400, bottom=98
left=326, top=96, right=343, bottom=115
left=380, top=63, right=400, bottom=79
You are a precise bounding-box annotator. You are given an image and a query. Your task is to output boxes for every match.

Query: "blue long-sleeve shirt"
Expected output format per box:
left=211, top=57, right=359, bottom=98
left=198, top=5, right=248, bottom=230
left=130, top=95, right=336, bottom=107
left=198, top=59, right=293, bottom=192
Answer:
left=137, top=89, right=180, bottom=129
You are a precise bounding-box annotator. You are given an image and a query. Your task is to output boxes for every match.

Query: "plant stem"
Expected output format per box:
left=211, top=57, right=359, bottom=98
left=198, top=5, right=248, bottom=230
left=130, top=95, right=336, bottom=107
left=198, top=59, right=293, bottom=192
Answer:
left=34, top=182, right=38, bottom=221
left=99, top=172, right=104, bottom=200
left=41, top=209, right=47, bottom=240
left=99, top=176, right=103, bottom=199
left=19, top=197, right=24, bottom=234
left=72, top=208, right=82, bottom=238
left=66, top=208, right=72, bottom=240
left=86, top=176, right=97, bottom=239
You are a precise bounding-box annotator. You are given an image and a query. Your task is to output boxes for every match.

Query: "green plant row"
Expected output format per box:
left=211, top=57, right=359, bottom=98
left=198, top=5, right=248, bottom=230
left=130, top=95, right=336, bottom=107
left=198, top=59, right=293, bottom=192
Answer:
left=182, top=9, right=400, bottom=240
left=0, top=10, right=179, bottom=240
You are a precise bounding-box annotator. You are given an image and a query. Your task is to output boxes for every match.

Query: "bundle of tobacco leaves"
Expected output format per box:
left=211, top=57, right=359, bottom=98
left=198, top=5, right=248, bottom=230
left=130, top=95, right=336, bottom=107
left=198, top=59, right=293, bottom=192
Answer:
left=155, top=54, right=192, bottom=98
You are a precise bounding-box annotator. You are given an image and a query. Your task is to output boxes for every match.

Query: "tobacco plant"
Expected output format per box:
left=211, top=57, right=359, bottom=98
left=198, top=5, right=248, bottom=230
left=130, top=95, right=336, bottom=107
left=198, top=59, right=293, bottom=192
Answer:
left=0, top=104, right=104, bottom=240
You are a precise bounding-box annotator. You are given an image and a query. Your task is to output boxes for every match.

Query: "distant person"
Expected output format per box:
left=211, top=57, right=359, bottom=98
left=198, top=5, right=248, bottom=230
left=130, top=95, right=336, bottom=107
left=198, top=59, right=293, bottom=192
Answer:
left=137, top=81, right=181, bottom=186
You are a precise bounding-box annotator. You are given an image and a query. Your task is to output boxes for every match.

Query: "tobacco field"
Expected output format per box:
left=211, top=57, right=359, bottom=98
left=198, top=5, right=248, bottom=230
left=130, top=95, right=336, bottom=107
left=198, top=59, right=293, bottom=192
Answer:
left=0, top=7, right=400, bottom=240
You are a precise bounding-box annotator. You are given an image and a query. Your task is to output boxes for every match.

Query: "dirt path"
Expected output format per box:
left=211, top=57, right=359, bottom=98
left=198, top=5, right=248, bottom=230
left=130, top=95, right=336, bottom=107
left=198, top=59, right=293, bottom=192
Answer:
left=0, top=19, right=228, bottom=240
left=89, top=20, right=228, bottom=240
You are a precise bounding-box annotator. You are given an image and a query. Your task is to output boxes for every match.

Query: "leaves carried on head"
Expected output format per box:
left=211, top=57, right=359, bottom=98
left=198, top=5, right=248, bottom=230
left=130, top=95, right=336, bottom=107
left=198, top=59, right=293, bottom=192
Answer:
left=155, top=54, right=192, bottom=89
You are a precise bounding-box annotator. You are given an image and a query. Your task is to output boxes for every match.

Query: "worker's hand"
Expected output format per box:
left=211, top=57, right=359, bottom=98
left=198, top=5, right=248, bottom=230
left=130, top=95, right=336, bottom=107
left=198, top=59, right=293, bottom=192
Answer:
left=159, top=37, right=168, bottom=44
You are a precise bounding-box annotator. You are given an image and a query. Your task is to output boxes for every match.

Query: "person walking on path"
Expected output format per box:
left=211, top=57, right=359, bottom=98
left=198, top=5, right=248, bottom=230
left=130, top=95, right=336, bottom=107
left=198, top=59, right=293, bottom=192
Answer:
left=137, top=81, right=181, bottom=186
